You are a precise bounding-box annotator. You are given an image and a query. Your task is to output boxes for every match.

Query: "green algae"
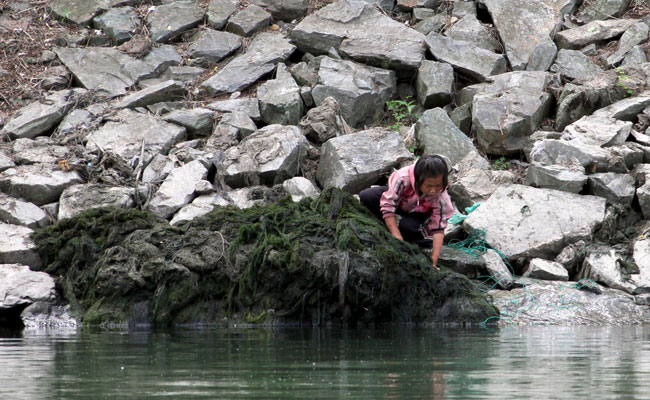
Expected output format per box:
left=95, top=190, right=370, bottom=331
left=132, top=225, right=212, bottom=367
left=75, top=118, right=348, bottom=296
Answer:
left=33, top=188, right=498, bottom=327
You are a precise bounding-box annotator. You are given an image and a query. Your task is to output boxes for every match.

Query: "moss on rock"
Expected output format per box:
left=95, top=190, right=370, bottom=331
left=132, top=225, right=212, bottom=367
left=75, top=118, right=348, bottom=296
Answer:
left=33, top=188, right=498, bottom=327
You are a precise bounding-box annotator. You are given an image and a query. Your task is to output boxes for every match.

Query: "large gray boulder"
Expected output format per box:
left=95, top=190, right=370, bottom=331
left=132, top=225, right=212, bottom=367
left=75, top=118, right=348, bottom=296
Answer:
left=316, top=128, right=413, bottom=192
left=148, top=160, right=209, bottom=220
left=1, top=89, right=81, bottom=140
left=526, top=34, right=557, bottom=72
left=478, top=0, right=579, bottom=70
left=415, top=108, right=477, bottom=166
left=577, top=246, right=635, bottom=293
left=555, top=19, right=638, bottom=49
left=0, top=165, right=84, bottom=206
left=291, top=0, right=426, bottom=70
left=0, top=264, right=55, bottom=309
left=257, top=64, right=304, bottom=126
left=552, top=49, right=603, bottom=80
left=86, top=109, right=187, bottom=168
left=424, top=33, right=507, bottom=81
left=58, top=184, right=136, bottom=220
left=529, top=139, right=627, bottom=173
left=524, top=162, right=587, bottom=193
left=201, top=32, right=296, bottom=95
left=562, top=115, right=632, bottom=148
left=471, top=71, right=553, bottom=155
left=222, top=125, right=310, bottom=188
left=146, top=1, right=204, bottom=43
left=463, top=184, right=607, bottom=262
left=311, top=57, right=396, bottom=128
left=592, top=95, right=650, bottom=121
left=0, top=224, right=43, bottom=269
left=587, top=172, right=636, bottom=206
left=416, top=61, right=454, bottom=108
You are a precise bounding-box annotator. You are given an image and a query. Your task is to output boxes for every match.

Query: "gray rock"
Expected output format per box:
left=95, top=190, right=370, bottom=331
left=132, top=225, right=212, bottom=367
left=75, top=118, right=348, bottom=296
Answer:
left=146, top=1, right=204, bottom=43
left=622, top=45, right=648, bottom=66
left=396, top=0, right=437, bottom=10
left=438, top=246, right=487, bottom=279
left=555, top=19, right=638, bottom=49
left=0, top=223, right=42, bottom=268
left=416, top=61, right=454, bottom=108
left=524, top=162, right=587, bottom=193
left=116, top=80, right=187, bottom=109
left=631, top=231, right=650, bottom=288
left=1, top=89, right=80, bottom=139
left=472, top=71, right=553, bottom=155
left=223, top=125, right=310, bottom=188
left=283, top=177, right=320, bottom=202
left=555, top=240, right=587, bottom=276
left=58, top=184, right=135, bottom=220
left=415, top=108, right=477, bottom=166
left=148, top=160, right=209, bottom=219
left=201, top=32, right=296, bottom=95
left=0, top=150, right=14, bottom=172
left=161, top=66, right=205, bottom=84
left=445, top=15, right=500, bottom=52
left=581, top=44, right=599, bottom=56
left=412, top=14, right=447, bottom=35
left=290, top=61, right=319, bottom=87
left=464, top=184, right=607, bottom=261
left=50, top=0, right=133, bottom=26
left=21, top=302, right=77, bottom=329
left=207, top=0, right=239, bottom=30
left=291, top=0, right=426, bottom=70
left=526, top=34, right=557, bottom=72
left=86, top=109, right=187, bottom=167
left=576, top=0, right=633, bottom=23
left=11, top=137, right=70, bottom=165
left=299, top=96, right=351, bottom=144
left=206, top=98, right=261, bottom=121
left=562, top=114, right=632, bottom=148
left=449, top=103, right=472, bottom=135
left=58, top=104, right=107, bottom=135
left=0, top=165, right=84, bottom=206
left=529, top=139, right=627, bottom=173
left=92, top=6, right=139, bottom=45
left=0, top=194, right=49, bottom=228
left=452, top=1, right=476, bottom=18
left=226, top=4, right=272, bottom=36
left=258, top=64, right=304, bottom=125
left=252, top=0, right=308, bottom=21
left=425, top=33, right=507, bottom=82
left=586, top=172, right=635, bottom=206
left=551, top=49, right=603, bottom=80
left=478, top=0, right=578, bottom=70
left=593, top=95, right=650, bottom=121
left=316, top=128, right=412, bottom=193
left=169, top=193, right=231, bottom=225
left=606, top=22, right=649, bottom=68
left=613, top=142, right=645, bottom=170
left=141, top=45, right=184, bottom=79
left=187, top=29, right=242, bottom=67
left=483, top=249, right=516, bottom=290
left=162, top=108, right=214, bottom=139
left=577, top=245, right=635, bottom=293
left=0, top=264, right=54, bottom=308
left=312, top=57, right=396, bottom=128
left=222, top=111, right=259, bottom=139
left=142, top=154, right=175, bottom=183
left=523, top=258, right=569, bottom=281
left=227, top=186, right=279, bottom=209
left=639, top=181, right=650, bottom=219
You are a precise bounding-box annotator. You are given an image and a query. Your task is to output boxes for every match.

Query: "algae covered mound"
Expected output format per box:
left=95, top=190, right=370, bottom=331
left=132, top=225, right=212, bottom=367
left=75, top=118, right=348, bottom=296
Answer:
left=33, top=188, right=498, bottom=327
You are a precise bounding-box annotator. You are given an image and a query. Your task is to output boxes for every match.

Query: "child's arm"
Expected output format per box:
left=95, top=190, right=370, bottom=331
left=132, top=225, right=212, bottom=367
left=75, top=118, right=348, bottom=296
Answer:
left=384, top=216, right=403, bottom=241
left=431, top=232, right=444, bottom=269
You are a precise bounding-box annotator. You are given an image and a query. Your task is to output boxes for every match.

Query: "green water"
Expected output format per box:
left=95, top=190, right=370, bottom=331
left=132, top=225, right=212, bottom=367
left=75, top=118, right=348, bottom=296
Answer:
left=2, top=325, right=650, bottom=399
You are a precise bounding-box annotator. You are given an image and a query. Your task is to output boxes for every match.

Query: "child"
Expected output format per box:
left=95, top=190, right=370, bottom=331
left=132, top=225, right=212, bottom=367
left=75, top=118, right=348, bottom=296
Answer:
left=359, top=154, right=454, bottom=269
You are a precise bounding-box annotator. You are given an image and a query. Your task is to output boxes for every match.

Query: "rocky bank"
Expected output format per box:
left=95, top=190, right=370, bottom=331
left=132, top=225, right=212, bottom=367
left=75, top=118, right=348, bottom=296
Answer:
left=1, top=0, right=650, bottom=328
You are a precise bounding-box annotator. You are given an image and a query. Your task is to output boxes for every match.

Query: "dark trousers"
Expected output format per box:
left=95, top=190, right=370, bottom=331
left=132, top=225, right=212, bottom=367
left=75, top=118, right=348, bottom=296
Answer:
left=359, top=186, right=431, bottom=245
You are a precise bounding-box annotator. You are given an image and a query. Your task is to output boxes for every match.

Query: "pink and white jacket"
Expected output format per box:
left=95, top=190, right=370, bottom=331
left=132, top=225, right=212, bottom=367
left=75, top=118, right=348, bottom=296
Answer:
left=379, top=164, right=454, bottom=238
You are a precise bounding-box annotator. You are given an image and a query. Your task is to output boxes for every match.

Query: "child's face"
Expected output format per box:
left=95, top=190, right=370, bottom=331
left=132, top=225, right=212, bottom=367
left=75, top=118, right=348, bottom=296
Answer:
left=421, top=175, right=444, bottom=196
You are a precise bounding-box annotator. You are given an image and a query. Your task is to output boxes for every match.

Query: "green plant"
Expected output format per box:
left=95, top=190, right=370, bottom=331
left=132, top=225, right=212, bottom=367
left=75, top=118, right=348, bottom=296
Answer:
left=493, top=156, right=508, bottom=170
left=615, top=66, right=634, bottom=96
left=386, top=98, right=417, bottom=132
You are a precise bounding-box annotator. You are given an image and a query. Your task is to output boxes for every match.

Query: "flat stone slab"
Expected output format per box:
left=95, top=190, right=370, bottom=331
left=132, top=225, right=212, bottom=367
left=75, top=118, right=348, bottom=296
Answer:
left=146, top=1, right=204, bottom=43
left=58, top=184, right=136, bottom=220
left=0, top=264, right=55, bottom=309
left=464, top=184, right=607, bottom=261
left=187, top=29, right=242, bottom=67
left=291, top=0, right=426, bottom=70
left=0, top=194, right=49, bottom=228
left=0, top=164, right=84, bottom=206
left=0, top=225, right=42, bottom=269
left=555, top=19, right=638, bottom=49
left=50, top=0, right=134, bottom=26
left=92, top=6, right=140, bottom=45
left=116, top=80, right=187, bottom=109
left=148, top=160, right=209, bottom=220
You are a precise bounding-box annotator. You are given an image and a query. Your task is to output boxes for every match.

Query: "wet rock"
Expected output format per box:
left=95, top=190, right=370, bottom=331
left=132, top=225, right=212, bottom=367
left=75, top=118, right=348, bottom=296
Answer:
left=146, top=1, right=204, bottom=43
left=58, top=184, right=135, bottom=220
left=258, top=64, right=304, bottom=126
left=187, top=29, right=242, bottom=67
left=483, top=249, right=516, bottom=290
left=50, top=0, right=132, bottom=26
left=148, top=160, right=209, bottom=219
left=291, top=0, right=426, bottom=70
left=524, top=162, right=587, bottom=193
left=299, top=96, right=351, bottom=144
left=464, top=184, right=607, bottom=262
left=86, top=109, right=187, bottom=167
left=225, top=4, right=272, bottom=37
left=206, top=0, right=239, bottom=30
left=438, top=246, right=486, bottom=279
left=555, top=19, right=638, bottom=49
left=551, top=49, right=603, bottom=80
left=252, top=0, right=309, bottom=21
left=587, top=172, right=635, bottom=206
left=472, top=71, right=553, bottom=155
left=425, top=33, right=507, bottom=82
left=0, top=194, right=49, bottom=228
left=416, top=61, right=454, bottom=108
left=116, top=80, right=187, bottom=109
left=0, top=264, right=54, bottom=308
left=223, top=125, right=310, bottom=188
left=92, top=6, right=139, bottom=45
left=316, top=128, right=412, bottom=192
left=445, top=15, right=500, bottom=52
left=11, top=137, right=70, bottom=165
left=523, top=258, right=569, bottom=281
left=415, top=108, right=477, bottom=166
left=526, top=34, right=557, bottom=72
left=576, top=0, right=633, bottom=23
left=201, top=32, right=296, bottom=95
left=577, top=245, right=635, bottom=293
left=478, top=0, right=578, bottom=70
left=207, top=98, right=261, bottom=122
left=21, top=302, right=77, bottom=329
left=0, top=165, right=83, bottom=206
left=283, top=177, right=320, bottom=202
left=1, top=89, right=80, bottom=140
left=0, top=224, right=42, bottom=268
left=312, top=57, right=396, bottom=128
left=606, top=22, right=649, bottom=67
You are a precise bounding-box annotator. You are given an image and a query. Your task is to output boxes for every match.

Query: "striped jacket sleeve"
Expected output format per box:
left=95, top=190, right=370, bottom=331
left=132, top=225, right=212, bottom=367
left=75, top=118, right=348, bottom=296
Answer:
left=379, top=173, right=406, bottom=219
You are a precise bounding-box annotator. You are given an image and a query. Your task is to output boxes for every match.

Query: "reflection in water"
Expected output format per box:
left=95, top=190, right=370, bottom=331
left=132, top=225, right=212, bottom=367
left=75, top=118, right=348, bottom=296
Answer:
left=1, top=326, right=650, bottom=399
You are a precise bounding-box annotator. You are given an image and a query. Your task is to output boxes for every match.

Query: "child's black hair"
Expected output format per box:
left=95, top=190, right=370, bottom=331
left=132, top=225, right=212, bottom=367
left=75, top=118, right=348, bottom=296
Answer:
left=414, top=154, right=449, bottom=193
